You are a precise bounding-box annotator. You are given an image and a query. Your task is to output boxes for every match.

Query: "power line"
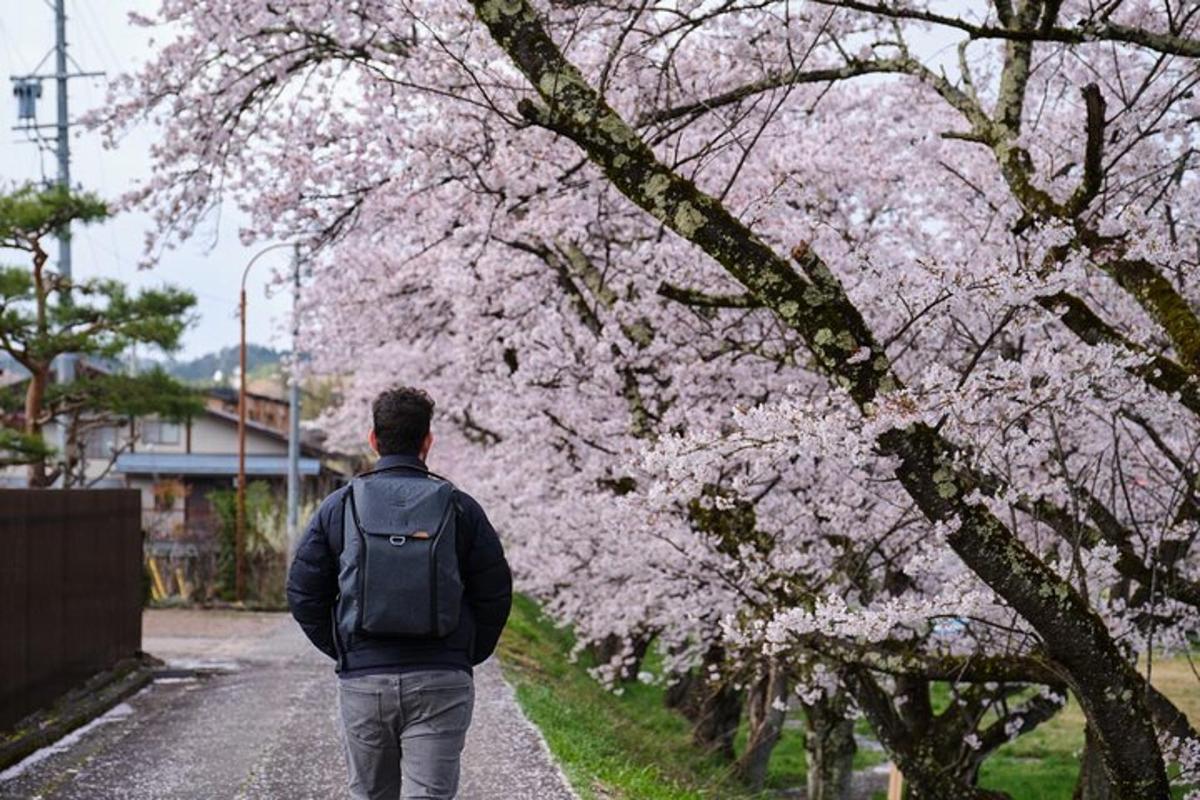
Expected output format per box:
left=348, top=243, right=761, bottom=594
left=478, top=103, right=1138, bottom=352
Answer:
left=68, top=1, right=126, bottom=283
left=9, top=1, right=104, bottom=385
left=0, top=18, right=21, bottom=75
left=70, top=0, right=123, bottom=73
left=54, top=2, right=72, bottom=365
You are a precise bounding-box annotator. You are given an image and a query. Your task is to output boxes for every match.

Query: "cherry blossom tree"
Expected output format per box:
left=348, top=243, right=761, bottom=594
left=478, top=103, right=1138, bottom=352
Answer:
left=97, top=1, right=1200, bottom=797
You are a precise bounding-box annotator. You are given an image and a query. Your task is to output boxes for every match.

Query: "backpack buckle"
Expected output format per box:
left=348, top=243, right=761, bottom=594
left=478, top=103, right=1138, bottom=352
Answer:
left=388, top=535, right=407, bottom=547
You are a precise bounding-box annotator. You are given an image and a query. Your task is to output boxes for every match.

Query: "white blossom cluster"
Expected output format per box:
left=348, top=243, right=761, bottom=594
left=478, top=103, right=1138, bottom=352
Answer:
left=96, top=0, right=1200, bottom=783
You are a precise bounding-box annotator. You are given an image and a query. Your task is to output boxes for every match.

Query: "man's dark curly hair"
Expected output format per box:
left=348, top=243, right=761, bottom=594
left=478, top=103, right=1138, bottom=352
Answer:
left=371, top=387, right=435, bottom=456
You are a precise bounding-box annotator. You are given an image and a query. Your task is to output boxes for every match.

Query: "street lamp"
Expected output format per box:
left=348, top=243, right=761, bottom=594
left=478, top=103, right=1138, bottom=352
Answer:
left=286, top=243, right=303, bottom=565
left=236, top=241, right=297, bottom=603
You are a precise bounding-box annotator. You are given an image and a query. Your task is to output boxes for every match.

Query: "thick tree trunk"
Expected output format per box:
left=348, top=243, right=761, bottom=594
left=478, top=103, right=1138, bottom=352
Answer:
left=848, top=669, right=1009, bottom=800
left=801, top=690, right=859, bottom=796
left=736, top=659, right=789, bottom=790
left=692, top=681, right=742, bottom=759
left=904, top=775, right=1009, bottom=800
left=804, top=692, right=856, bottom=800
left=24, top=367, right=49, bottom=487
left=1074, top=726, right=1115, bottom=800
left=590, top=632, right=652, bottom=682
left=689, top=651, right=743, bottom=760
left=62, top=411, right=82, bottom=489
left=664, top=669, right=696, bottom=714
left=882, top=425, right=1169, bottom=798
left=467, top=4, right=1172, bottom=794
left=668, top=644, right=724, bottom=721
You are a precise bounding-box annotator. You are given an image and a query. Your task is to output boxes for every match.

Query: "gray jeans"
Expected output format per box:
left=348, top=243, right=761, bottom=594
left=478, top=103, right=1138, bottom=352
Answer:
left=337, top=670, right=475, bottom=800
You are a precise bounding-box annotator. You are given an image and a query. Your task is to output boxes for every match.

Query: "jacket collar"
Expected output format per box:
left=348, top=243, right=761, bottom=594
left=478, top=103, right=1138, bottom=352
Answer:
left=373, top=453, right=427, bottom=472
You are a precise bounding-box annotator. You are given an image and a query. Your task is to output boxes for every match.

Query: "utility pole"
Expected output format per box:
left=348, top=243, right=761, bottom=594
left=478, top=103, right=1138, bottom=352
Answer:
left=53, top=0, right=73, bottom=384
left=237, top=279, right=247, bottom=602
left=286, top=244, right=302, bottom=562
left=11, top=3, right=102, bottom=485
left=11, top=8, right=103, bottom=380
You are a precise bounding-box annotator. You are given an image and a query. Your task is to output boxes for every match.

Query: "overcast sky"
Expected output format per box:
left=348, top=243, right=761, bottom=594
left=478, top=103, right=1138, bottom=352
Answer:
left=0, top=1, right=293, bottom=363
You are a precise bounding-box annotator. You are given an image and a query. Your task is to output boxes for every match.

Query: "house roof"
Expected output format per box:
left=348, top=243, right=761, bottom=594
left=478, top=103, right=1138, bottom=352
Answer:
left=206, top=384, right=288, bottom=406
left=201, top=406, right=326, bottom=456
left=115, top=452, right=322, bottom=477
left=0, top=359, right=347, bottom=468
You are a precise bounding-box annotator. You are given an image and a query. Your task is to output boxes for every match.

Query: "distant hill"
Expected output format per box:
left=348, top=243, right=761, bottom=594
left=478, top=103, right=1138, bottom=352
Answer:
left=162, top=345, right=285, bottom=383
left=0, top=346, right=287, bottom=388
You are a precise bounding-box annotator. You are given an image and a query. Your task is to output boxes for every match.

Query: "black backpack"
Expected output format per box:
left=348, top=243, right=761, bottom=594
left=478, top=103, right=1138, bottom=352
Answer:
left=335, top=465, right=463, bottom=640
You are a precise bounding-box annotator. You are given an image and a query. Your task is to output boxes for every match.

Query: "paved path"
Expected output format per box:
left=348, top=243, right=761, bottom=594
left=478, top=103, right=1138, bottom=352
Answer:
left=0, top=610, right=576, bottom=800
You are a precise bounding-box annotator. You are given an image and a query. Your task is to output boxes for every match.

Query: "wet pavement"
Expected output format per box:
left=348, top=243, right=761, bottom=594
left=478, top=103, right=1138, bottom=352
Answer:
left=0, top=609, right=576, bottom=800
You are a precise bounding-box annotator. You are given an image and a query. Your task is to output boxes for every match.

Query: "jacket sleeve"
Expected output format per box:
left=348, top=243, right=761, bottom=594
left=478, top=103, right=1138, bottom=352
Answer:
left=457, top=493, right=513, bottom=665
left=286, top=491, right=342, bottom=660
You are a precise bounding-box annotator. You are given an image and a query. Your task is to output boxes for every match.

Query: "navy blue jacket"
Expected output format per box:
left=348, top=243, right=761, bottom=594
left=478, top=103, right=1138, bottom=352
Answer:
left=286, top=454, right=513, bottom=674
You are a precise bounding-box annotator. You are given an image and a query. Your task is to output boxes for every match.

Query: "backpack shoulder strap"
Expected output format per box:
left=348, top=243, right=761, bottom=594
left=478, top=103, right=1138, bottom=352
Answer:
left=331, top=484, right=353, bottom=555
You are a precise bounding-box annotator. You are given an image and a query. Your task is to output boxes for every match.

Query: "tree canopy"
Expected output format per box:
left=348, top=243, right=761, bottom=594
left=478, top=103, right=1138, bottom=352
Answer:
left=0, top=183, right=200, bottom=485
left=101, top=2, right=1200, bottom=796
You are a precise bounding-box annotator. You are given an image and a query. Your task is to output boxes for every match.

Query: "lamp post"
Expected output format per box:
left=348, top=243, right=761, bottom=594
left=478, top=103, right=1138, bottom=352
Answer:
left=236, top=241, right=297, bottom=603
left=286, top=243, right=302, bottom=562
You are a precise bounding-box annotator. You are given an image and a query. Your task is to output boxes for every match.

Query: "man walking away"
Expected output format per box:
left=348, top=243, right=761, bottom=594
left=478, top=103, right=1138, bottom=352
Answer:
left=287, top=387, right=513, bottom=800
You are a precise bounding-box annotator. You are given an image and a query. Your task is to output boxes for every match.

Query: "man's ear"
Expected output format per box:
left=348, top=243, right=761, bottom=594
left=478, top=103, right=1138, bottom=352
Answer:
left=420, top=432, right=434, bottom=459
left=368, top=429, right=379, bottom=455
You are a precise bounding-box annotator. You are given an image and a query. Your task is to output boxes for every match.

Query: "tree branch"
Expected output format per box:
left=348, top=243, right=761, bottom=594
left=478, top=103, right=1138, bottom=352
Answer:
left=469, top=2, right=1172, bottom=790
left=638, top=59, right=916, bottom=127
left=1067, top=84, right=1108, bottom=216
left=1035, top=291, right=1200, bottom=417
left=1098, top=256, right=1200, bottom=373
left=805, top=0, right=1200, bottom=58
left=658, top=281, right=764, bottom=309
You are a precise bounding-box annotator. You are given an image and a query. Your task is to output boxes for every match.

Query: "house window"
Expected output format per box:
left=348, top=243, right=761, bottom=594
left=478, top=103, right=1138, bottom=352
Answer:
left=84, top=427, right=117, bottom=458
left=142, top=418, right=181, bottom=445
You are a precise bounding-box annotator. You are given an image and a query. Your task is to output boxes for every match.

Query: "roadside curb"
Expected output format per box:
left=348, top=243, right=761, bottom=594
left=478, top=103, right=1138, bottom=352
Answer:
left=148, top=599, right=288, bottom=613
left=490, top=657, right=579, bottom=799
left=0, top=652, right=163, bottom=772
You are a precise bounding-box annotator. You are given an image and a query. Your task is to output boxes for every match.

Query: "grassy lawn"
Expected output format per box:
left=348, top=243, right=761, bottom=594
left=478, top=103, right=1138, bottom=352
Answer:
left=497, top=596, right=1199, bottom=799
left=977, top=657, right=1200, bottom=800
left=496, top=595, right=746, bottom=799
left=497, top=596, right=882, bottom=799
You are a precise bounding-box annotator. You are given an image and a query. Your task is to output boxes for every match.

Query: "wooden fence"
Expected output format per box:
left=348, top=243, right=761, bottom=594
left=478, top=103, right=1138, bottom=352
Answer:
left=0, top=490, right=143, bottom=729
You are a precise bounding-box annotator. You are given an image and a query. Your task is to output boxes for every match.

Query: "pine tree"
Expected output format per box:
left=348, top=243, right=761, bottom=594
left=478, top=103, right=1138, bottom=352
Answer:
left=0, top=183, right=200, bottom=486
